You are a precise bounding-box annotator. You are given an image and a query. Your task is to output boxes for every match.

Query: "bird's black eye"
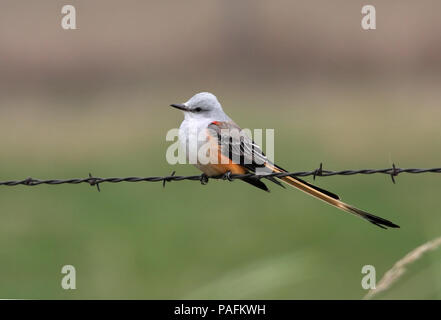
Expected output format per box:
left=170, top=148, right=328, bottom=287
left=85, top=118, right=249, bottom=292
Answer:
left=194, top=107, right=202, bottom=112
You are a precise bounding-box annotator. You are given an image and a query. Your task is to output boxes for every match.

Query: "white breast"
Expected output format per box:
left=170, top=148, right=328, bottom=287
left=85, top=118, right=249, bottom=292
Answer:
left=179, top=118, right=212, bottom=165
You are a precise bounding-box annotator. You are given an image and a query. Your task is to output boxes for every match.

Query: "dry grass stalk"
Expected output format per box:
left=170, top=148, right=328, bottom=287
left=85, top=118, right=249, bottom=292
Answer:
left=364, top=236, right=441, bottom=300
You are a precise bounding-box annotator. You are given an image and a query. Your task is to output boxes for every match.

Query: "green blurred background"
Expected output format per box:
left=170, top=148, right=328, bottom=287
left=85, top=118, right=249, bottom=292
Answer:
left=1, top=0, right=441, bottom=299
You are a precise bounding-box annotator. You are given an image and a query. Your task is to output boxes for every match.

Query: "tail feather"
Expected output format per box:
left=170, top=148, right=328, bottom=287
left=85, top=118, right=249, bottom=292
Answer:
left=269, top=165, right=399, bottom=229
left=336, top=202, right=399, bottom=229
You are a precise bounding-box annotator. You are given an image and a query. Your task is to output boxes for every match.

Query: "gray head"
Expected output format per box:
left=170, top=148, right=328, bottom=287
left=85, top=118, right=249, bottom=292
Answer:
left=170, top=92, right=227, bottom=120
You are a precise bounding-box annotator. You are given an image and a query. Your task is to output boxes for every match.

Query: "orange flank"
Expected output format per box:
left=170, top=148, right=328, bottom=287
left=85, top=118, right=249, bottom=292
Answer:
left=203, top=128, right=247, bottom=175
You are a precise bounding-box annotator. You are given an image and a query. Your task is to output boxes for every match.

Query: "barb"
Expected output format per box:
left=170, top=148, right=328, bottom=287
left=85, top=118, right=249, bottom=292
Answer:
left=88, top=173, right=101, bottom=192
left=162, top=171, right=176, bottom=188
left=1, top=166, right=440, bottom=189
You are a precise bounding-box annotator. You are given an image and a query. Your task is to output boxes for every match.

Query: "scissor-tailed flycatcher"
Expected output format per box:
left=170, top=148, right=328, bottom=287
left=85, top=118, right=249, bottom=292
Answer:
left=171, top=92, right=399, bottom=229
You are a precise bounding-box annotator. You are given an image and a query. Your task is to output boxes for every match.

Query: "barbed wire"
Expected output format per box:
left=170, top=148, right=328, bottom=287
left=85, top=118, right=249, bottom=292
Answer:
left=1, top=163, right=440, bottom=192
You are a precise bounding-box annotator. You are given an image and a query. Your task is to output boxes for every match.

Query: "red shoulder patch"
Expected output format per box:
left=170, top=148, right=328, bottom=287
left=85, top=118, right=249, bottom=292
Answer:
left=211, top=121, right=221, bottom=125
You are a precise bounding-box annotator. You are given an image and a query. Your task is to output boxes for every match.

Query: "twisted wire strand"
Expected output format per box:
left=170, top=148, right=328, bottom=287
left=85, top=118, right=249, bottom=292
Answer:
left=1, top=164, right=440, bottom=191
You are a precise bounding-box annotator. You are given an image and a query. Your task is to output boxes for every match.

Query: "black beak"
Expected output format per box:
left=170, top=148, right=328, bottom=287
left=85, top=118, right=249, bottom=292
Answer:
left=170, top=103, right=188, bottom=111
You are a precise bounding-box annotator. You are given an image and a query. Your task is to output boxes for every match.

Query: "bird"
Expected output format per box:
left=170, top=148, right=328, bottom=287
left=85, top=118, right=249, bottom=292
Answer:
left=170, top=92, right=399, bottom=229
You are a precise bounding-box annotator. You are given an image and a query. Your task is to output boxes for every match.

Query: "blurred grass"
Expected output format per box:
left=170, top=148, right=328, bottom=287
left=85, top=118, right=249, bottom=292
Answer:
left=0, top=86, right=441, bottom=299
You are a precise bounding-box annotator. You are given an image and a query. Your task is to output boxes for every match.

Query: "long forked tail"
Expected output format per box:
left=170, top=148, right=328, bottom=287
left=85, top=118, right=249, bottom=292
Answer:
left=268, top=165, right=399, bottom=229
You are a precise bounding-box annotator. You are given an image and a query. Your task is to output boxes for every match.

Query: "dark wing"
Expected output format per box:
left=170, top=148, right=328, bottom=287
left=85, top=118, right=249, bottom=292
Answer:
left=207, top=121, right=284, bottom=189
